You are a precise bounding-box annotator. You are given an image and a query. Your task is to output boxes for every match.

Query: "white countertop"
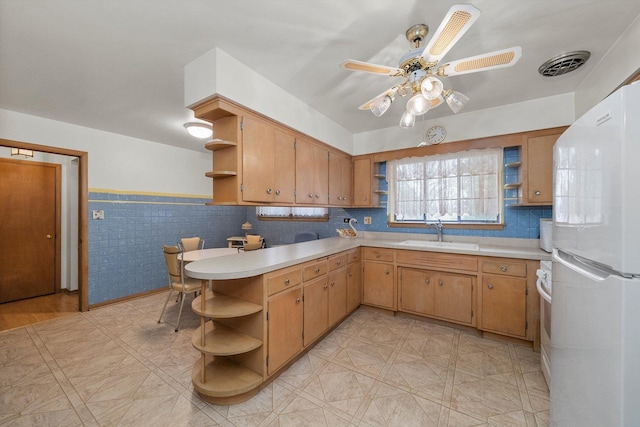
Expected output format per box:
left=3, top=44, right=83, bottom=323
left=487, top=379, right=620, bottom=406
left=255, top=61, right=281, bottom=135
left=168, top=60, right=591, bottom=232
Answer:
left=185, top=235, right=551, bottom=281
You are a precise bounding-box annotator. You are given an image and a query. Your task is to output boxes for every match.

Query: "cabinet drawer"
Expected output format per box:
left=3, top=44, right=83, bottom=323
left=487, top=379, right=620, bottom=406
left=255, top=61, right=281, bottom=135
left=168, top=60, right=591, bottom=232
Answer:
left=363, top=247, right=394, bottom=262
left=482, top=259, right=527, bottom=277
left=266, top=266, right=302, bottom=296
left=346, top=248, right=360, bottom=264
left=328, top=253, right=347, bottom=271
left=396, top=250, right=477, bottom=272
left=302, top=259, right=328, bottom=281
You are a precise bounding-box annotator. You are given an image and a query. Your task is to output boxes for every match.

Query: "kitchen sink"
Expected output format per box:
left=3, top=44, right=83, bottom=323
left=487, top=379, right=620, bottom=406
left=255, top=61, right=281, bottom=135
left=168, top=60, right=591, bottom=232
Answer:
left=397, top=240, right=480, bottom=251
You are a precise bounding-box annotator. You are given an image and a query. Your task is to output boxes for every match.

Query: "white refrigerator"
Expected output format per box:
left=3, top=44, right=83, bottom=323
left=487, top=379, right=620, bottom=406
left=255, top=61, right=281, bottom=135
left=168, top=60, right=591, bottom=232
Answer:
left=551, top=81, right=640, bottom=426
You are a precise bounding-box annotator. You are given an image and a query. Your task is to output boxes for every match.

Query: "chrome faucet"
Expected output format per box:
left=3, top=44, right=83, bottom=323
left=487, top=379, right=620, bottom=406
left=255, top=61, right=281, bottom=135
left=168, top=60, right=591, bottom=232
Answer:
left=426, top=219, right=444, bottom=242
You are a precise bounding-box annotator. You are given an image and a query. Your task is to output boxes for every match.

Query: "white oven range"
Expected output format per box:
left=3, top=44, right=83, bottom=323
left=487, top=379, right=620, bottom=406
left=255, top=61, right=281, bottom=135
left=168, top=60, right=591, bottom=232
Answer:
left=536, top=260, right=552, bottom=387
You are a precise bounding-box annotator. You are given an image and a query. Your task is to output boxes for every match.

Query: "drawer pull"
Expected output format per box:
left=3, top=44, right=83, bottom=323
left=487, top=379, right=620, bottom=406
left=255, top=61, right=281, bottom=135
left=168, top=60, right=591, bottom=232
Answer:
left=284, top=279, right=290, bottom=285
left=425, top=279, right=430, bottom=284
left=315, top=267, right=320, bottom=274
left=534, top=190, right=541, bottom=195
left=266, top=188, right=272, bottom=194
left=385, top=270, right=390, bottom=275
left=308, top=193, right=313, bottom=198
left=487, top=283, right=494, bottom=289
left=336, top=260, right=341, bottom=265
left=375, top=253, right=381, bottom=258
left=500, top=266, right=507, bottom=272
left=438, top=280, right=443, bottom=286
left=295, top=297, right=301, bottom=304
left=275, top=189, right=281, bottom=195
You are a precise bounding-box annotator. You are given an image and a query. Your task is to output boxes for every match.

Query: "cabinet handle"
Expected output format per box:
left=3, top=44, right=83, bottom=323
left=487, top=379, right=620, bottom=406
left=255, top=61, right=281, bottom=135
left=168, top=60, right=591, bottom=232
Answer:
left=275, top=189, right=281, bottom=195
left=308, top=193, right=313, bottom=198
left=438, top=280, right=443, bottom=286
left=284, top=278, right=290, bottom=285
left=315, top=194, right=320, bottom=198
left=331, top=281, right=335, bottom=287
left=348, top=272, right=352, bottom=277
left=336, top=260, right=341, bottom=265
left=323, top=284, right=328, bottom=290
left=375, top=253, right=380, bottom=258
left=500, top=266, right=507, bottom=272
left=363, top=197, right=368, bottom=201
left=534, top=190, right=541, bottom=195
left=487, top=283, right=494, bottom=289
left=385, top=270, right=390, bottom=275
left=425, top=278, right=430, bottom=284
left=266, top=188, right=272, bottom=194
left=296, top=297, right=301, bottom=304
left=315, top=267, right=320, bottom=273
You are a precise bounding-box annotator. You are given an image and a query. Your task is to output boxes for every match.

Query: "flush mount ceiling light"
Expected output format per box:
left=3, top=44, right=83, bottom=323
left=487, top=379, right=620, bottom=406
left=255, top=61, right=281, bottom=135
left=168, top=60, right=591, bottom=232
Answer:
left=11, top=148, right=34, bottom=158
left=184, top=122, right=213, bottom=139
left=340, top=4, right=522, bottom=128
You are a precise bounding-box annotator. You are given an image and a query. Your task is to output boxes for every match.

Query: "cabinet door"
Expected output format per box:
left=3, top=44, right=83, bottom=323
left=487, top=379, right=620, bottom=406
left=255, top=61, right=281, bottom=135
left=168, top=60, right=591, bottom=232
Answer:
left=242, top=116, right=275, bottom=202
left=296, top=138, right=328, bottom=205
left=346, top=261, right=362, bottom=313
left=482, top=275, right=527, bottom=337
left=328, top=268, right=347, bottom=327
left=524, top=133, right=559, bottom=204
left=273, top=128, right=296, bottom=204
left=353, top=158, right=372, bottom=207
left=398, top=267, right=434, bottom=316
left=303, top=277, right=328, bottom=346
left=329, top=153, right=351, bottom=206
left=363, top=261, right=395, bottom=310
left=433, top=272, right=474, bottom=325
left=268, top=286, right=303, bottom=375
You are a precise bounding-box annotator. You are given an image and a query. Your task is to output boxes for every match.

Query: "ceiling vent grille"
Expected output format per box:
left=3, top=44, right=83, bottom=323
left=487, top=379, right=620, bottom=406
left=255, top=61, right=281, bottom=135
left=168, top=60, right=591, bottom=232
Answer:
left=538, top=51, right=591, bottom=77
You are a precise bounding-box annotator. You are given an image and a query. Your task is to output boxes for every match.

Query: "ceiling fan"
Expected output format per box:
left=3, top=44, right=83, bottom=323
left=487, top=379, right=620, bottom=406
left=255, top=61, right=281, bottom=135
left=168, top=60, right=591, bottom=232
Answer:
left=341, top=4, right=522, bottom=128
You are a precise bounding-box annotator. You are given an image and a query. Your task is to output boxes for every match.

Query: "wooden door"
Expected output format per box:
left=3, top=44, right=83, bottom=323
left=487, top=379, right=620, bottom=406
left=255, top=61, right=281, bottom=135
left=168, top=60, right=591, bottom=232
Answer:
left=346, top=261, right=361, bottom=312
left=267, top=286, right=303, bottom=375
left=242, top=116, right=275, bottom=203
left=327, top=268, right=347, bottom=326
left=303, top=277, right=328, bottom=346
left=0, top=158, right=60, bottom=303
left=312, top=145, right=328, bottom=205
left=524, top=134, right=559, bottom=204
left=433, top=272, right=474, bottom=325
left=340, top=155, right=352, bottom=205
left=362, top=261, right=395, bottom=310
left=273, top=129, right=295, bottom=204
left=398, top=267, right=434, bottom=316
left=329, top=153, right=351, bottom=206
left=353, top=158, right=372, bottom=207
left=482, top=275, right=527, bottom=337
left=295, top=138, right=314, bottom=204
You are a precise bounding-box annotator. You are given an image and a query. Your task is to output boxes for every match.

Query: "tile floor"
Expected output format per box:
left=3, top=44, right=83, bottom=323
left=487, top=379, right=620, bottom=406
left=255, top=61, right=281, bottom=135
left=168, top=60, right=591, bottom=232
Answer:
left=0, top=292, right=549, bottom=426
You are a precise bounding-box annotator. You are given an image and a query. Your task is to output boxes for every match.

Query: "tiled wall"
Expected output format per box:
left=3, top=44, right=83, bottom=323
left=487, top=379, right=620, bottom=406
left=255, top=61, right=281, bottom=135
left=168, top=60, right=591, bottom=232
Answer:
left=88, top=147, right=550, bottom=306
left=88, top=192, right=246, bottom=305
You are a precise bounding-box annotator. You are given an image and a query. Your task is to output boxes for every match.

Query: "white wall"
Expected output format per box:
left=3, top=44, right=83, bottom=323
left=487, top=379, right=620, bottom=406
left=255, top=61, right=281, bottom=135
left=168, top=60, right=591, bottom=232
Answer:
left=575, top=14, right=640, bottom=117
left=184, top=47, right=354, bottom=154
left=0, top=109, right=212, bottom=195
left=352, top=93, right=575, bottom=155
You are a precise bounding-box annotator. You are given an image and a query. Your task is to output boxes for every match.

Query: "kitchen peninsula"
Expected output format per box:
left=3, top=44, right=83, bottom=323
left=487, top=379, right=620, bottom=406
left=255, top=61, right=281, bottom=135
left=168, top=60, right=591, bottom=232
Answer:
left=185, top=235, right=549, bottom=404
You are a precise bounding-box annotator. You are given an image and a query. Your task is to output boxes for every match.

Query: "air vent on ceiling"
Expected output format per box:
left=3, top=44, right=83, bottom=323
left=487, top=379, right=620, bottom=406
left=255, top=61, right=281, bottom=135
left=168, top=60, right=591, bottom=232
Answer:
left=538, top=51, right=591, bottom=77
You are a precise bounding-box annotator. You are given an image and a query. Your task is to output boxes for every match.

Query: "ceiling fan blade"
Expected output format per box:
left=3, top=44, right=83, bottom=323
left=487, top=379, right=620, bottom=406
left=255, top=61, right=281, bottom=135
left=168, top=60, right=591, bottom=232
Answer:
left=341, top=59, right=405, bottom=77
left=421, top=4, right=480, bottom=63
left=436, top=46, right=522, bottom=76
left=358, top=87, right=399, bottom=110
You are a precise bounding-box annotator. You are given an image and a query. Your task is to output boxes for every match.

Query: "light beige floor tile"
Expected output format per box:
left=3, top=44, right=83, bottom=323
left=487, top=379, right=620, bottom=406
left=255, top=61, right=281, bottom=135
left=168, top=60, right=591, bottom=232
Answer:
left=451, top=379, right=523, bottom=421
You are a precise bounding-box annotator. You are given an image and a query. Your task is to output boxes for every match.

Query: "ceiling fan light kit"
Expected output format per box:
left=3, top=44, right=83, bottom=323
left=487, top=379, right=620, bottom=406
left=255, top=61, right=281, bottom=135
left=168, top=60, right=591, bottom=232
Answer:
left=342, top=4, right=522, bottom=129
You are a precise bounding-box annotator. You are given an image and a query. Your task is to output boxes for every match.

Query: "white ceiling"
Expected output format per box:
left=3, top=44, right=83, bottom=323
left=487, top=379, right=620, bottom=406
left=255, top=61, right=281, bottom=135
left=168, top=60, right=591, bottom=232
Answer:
left=2, top=1, right=640, bottom=153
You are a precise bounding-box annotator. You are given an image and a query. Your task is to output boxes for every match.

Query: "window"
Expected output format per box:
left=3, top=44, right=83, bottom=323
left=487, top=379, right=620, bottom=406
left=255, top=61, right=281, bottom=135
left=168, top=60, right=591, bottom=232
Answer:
left=387, top=148, right=503, bottom=224
left=256, top=206, right=328, bottom=220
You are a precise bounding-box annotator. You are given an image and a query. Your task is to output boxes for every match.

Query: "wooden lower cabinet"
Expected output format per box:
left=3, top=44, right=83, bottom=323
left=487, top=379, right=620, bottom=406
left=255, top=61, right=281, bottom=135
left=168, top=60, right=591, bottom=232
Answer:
left=346, top=259, right=362, bottom=312
left=398, top=267, right=474, bottom=326
left=433, top=272, right=474, bottom=325
left=303, top=277, right=329, bottom=346
left=267, top=286, right=303, bottom=375
left=363, top=260, right=395, bottom=310
left=481, top=275, right=527, bottom=337
left=328, top=268, right=347, bottom=327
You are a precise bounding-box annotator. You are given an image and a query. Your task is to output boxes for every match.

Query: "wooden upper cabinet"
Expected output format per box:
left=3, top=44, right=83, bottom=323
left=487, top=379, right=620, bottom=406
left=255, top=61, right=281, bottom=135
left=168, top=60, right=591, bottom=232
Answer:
left=520, top=130, right=563, bottom=205
left=352, top=157, right=372, bottom=207
left=329, top=152, right=352, bottom=206
left=242, top=116, right=295, bottom=204
left=295, top=137, right=328, bottom=205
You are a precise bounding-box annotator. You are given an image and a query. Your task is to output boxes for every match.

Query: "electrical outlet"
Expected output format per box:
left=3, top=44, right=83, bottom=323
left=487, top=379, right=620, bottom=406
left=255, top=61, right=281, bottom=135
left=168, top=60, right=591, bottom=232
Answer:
left=92, top=210, right=104, bottom=220
left=364, top=216, right=372, bottom=225
left=343, top=218, right=351, bottom=223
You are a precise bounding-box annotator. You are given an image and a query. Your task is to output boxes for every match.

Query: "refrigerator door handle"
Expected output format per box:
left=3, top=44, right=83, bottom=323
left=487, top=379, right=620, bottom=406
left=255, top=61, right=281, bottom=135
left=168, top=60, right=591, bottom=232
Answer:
left=553, top=249, right=610, bottom=281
